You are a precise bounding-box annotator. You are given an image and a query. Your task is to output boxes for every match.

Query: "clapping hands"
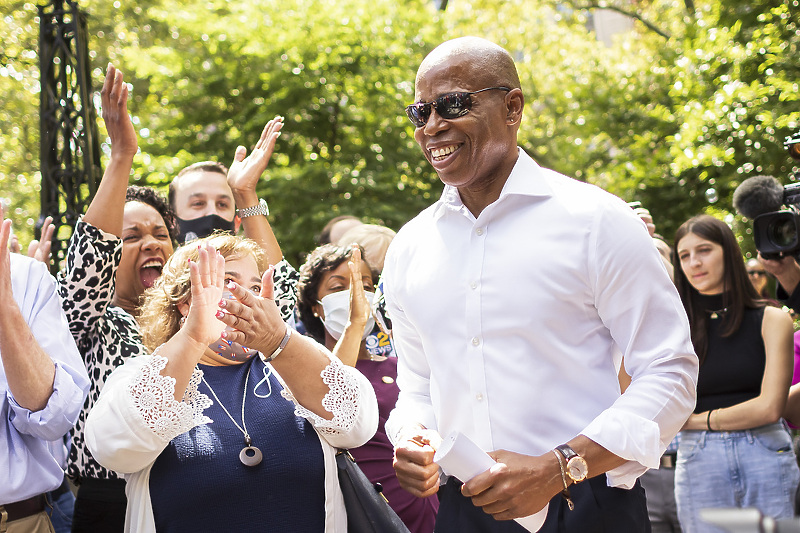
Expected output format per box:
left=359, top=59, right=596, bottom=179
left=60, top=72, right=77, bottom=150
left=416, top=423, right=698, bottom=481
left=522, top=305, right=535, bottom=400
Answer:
left=182, top=243, right=226, bottom=347
left=227, top=117, right=284, bottom=196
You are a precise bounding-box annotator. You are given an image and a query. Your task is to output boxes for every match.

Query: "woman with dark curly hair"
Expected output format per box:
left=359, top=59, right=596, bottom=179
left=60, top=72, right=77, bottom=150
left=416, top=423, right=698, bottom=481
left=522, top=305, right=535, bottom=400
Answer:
left=297, top=243, right=439, bottom=533
left=55, top=66, right=179, bottom=532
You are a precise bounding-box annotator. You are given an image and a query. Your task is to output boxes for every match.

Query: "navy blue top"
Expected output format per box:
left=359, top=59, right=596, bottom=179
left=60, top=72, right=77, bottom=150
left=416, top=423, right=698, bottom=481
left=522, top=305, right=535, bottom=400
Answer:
left=149, top=357, right=325, bottom=532
left=695, top=293, right=766, bottom=413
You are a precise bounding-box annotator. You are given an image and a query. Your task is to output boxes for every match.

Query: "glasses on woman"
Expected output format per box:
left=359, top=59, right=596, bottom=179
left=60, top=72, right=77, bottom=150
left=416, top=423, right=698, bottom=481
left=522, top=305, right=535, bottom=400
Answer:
left=747, top=270, right=766, bottom=277
left=405, top=87, right=511, bottom=128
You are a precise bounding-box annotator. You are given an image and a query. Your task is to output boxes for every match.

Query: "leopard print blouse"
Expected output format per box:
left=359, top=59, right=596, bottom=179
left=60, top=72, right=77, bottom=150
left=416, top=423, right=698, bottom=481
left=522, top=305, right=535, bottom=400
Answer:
left=57, top=219, right=299, bottom=482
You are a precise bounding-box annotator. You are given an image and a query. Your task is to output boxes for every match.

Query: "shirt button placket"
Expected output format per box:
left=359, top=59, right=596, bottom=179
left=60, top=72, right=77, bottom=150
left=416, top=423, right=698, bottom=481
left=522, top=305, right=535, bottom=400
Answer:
left=466, top=221, right=491, bottom=445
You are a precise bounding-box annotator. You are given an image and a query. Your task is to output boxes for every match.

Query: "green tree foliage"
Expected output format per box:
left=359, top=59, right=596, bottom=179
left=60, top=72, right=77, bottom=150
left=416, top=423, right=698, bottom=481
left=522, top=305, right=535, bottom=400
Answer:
left=1, top=0, right=798, bottom=262
left=0, top=0, right=43, bottom=250
left=82, top=0, right=445, bottom=264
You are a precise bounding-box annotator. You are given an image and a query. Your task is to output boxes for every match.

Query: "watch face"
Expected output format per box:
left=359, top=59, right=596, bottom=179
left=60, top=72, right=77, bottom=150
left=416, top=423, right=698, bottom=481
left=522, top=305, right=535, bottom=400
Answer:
left=567, top=457, right=588, bottom=482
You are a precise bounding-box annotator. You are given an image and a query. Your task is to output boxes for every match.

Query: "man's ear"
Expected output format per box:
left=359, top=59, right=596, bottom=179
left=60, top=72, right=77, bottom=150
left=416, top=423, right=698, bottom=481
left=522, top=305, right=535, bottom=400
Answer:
left=506, top=88, right=524, bottom=127
left=234, top=215, right=241, bottom=234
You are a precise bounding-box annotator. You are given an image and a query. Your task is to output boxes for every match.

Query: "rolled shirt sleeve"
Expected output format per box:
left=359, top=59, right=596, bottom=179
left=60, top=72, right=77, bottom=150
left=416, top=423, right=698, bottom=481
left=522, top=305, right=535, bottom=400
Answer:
left=582, top=199, right=697, bottom=487
left=6, top=254, right=89, bottom=439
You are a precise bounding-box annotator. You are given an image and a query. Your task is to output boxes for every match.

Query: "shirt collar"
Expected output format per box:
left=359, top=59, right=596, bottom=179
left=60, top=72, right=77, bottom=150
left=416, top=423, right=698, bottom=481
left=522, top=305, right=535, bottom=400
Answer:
left=432, top=148, right=554, bottom=219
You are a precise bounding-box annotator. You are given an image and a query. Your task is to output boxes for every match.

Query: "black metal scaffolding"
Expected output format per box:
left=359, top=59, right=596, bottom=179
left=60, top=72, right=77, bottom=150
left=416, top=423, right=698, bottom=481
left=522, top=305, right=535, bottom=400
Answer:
left=39, top=0, right=101, bottom=270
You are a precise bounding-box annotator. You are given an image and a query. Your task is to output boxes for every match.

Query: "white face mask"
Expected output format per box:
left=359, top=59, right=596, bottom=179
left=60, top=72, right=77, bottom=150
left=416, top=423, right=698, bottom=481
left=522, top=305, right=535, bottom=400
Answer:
left=319, top=290, right=375, bottom=341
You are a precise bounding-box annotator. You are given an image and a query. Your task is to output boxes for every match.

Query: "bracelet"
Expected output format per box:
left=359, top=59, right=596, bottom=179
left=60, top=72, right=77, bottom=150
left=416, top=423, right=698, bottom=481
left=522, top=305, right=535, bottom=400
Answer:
left=552, top=450, right=575, bottom=511
left=263, top=324, right=292, bottom=363
left=236, top=198, right=269, bottom=218
left=706, top=409, right=714, bottom=431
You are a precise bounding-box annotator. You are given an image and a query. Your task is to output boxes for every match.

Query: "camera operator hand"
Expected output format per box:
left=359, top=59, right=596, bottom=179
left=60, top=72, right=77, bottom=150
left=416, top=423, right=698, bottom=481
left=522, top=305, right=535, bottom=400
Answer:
left=758, top=253, right=800, bottom=306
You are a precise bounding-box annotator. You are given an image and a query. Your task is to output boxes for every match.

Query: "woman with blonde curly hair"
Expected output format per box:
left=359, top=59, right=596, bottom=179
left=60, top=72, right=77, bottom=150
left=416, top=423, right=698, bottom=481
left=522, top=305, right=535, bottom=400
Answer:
left=85, top=234, right=378, bottom=533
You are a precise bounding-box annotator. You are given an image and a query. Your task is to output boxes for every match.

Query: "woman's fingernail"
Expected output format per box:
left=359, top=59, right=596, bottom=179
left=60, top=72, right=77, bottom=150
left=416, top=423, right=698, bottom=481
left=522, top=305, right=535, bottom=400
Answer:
left=221, top=330, right=227, bottom=339
left=218, top=299, right=226, bottom=308
left=227, top=281, right=236, bottom=290
left=215, top=310, right=225, bottom=319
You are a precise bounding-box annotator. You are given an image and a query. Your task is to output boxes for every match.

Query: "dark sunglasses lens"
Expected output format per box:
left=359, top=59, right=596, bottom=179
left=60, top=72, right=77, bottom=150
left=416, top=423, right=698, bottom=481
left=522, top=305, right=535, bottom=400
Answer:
left=406, top=103, right=430, bottom=127
left=437, top=92, right=471, bottom=119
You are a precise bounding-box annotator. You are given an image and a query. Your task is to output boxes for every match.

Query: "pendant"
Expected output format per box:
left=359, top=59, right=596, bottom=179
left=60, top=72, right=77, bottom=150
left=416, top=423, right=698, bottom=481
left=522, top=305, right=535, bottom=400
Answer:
left=710, top=311, right=719, bottom=319
left=240, top=445, right=263, bottom=466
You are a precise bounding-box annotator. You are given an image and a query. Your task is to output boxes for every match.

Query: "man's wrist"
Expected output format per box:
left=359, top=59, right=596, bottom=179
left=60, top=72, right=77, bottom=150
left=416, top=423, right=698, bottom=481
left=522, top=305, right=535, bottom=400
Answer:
left=231, top=188, right=259, bottom=207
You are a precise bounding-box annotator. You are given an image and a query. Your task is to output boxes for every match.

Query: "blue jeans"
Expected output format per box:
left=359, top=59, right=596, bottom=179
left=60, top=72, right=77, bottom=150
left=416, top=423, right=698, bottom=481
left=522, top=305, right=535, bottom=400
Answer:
left=675, top=422, right=800, bottom=533
left=44, top=486, right=74, bottom=533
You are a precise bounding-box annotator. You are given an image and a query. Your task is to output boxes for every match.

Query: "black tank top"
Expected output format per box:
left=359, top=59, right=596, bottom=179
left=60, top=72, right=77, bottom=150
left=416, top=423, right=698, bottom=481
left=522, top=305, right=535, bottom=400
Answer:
left=694, top=293, right=766, bottom=413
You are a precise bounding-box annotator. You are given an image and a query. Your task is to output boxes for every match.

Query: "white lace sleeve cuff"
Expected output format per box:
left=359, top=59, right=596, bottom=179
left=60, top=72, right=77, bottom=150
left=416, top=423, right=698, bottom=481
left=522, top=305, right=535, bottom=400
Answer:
left=281, top=357, right=360, bottom=435
left=127, top=355, right=212, bottom=442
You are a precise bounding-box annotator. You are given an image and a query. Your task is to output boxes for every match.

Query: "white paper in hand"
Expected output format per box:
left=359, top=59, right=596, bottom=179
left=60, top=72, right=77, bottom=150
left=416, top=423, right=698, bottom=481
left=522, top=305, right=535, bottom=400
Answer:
left=433, top=432, right=549, bottom=533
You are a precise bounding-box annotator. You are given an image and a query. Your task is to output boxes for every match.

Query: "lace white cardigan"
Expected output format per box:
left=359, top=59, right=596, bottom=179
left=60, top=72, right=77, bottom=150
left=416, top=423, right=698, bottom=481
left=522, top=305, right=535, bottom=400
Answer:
left=85, top=352, right=378, bottom=533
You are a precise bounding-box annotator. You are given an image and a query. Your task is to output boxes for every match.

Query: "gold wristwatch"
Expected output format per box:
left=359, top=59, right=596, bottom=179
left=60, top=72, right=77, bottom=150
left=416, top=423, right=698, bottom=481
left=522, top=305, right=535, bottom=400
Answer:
left=555, top=444, right=588, bottom=483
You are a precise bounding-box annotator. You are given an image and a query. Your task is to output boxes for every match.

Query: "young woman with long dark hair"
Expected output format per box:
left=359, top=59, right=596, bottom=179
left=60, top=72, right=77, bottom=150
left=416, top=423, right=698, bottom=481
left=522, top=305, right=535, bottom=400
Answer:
left=673, top=214, right=799, bottom=531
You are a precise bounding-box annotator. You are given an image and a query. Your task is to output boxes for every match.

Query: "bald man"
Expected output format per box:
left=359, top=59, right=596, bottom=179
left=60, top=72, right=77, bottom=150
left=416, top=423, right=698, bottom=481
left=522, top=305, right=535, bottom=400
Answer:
left=383, top=37, right=698, bottom=532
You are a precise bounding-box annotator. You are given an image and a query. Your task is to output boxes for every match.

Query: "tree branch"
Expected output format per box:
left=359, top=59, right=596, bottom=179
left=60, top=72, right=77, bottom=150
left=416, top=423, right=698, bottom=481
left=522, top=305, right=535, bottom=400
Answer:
left=577, top=3, right=671, bottom=40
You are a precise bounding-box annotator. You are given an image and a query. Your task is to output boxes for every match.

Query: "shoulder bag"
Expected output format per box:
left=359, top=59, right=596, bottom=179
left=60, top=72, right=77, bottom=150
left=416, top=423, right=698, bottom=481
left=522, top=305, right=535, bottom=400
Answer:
left=335, top=449, right=411, bottom=533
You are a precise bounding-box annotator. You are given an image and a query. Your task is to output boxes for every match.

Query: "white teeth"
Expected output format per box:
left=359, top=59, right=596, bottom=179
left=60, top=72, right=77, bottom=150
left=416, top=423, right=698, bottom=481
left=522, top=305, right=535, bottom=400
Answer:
left=141, top=260, right=162, bottom=269
left=431, top=145, right=458, bottom=160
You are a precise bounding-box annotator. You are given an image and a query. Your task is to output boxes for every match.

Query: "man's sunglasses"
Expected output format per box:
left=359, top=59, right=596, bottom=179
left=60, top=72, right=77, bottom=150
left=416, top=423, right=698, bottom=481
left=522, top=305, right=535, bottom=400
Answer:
left=405, top=87, right=511, bottom=128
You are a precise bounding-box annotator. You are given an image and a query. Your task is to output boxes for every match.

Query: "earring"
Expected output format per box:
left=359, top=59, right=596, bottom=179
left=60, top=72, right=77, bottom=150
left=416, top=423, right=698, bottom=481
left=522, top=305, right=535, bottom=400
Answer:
left=179, top=316, right=186, bottom=327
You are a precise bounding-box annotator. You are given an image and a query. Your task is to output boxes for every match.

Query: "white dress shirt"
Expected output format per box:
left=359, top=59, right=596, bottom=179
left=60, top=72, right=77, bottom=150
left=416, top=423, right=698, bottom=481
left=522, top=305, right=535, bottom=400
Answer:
left=384, top=149, right=698, bottom=488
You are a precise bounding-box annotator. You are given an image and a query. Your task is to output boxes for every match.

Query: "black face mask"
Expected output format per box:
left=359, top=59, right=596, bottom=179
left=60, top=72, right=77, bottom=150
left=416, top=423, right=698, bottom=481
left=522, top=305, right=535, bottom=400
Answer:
left=176, top=214, right=235, bottom=244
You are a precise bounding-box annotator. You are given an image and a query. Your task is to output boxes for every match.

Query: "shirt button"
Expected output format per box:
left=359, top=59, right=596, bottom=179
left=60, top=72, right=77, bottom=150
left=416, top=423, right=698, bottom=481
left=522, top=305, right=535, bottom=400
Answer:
left=471, top=337, right=480, bottom=346
left=470, top=281, right=478, bottom=289
left=476, top=393, right=484, bottom=401
left=476, top=228, right=484, bottom=236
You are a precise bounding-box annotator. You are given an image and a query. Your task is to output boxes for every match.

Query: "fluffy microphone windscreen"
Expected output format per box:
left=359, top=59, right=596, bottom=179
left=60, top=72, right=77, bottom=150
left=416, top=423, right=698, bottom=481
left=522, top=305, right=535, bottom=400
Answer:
left=732, top=175, right=784, bottom=219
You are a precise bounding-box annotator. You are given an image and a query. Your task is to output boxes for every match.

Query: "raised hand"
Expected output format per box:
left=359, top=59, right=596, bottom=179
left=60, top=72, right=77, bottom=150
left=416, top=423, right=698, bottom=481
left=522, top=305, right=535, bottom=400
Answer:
left=27, top=216, right=54, bottom=266
left=101, top=63, right=138, bottom=159
left=215, top=265, right=287, bottom=355
left=346, top=245, right=371, bottom=328
left=0, top=218, right=13, bottom=300
left=633, top=207, right=656, bottom=237
left=227, top=117, right=284, bottom=196
left=182, top=242, right=226, bottom=347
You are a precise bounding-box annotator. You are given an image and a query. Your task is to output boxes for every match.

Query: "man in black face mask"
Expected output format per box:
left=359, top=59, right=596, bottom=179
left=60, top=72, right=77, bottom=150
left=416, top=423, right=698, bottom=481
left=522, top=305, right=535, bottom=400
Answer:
left=168, top=117, right=284, bottom=266
left=169, top=161, right=237, bottom=242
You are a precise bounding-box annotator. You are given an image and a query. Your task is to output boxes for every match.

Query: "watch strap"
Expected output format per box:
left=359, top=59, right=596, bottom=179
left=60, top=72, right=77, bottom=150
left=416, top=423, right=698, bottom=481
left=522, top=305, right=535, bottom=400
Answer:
left=236, top=198, right=269, bottom=218
left=555, top=444, right=579, bottom=462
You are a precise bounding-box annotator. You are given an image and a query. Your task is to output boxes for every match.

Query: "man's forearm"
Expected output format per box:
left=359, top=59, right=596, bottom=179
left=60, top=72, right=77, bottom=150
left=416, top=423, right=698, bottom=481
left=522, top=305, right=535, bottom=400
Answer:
left=232, top=189, right=283, bottom=265
left=0, top=302, right=56, bottom=411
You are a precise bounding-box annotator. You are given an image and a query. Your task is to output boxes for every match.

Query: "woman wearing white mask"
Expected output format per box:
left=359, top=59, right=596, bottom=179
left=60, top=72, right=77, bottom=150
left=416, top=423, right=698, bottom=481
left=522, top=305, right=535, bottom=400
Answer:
left=297, top=243, right=439, bottom=533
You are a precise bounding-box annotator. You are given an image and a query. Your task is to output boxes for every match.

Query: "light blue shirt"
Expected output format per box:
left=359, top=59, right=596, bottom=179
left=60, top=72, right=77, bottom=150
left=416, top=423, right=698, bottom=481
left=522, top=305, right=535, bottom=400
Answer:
left=1, top=254, right=89, bottom=504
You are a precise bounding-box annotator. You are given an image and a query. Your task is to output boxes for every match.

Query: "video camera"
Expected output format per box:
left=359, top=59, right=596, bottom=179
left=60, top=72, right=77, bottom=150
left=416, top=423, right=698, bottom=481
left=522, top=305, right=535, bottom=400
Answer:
left=732, top=129, right=800, bottom=260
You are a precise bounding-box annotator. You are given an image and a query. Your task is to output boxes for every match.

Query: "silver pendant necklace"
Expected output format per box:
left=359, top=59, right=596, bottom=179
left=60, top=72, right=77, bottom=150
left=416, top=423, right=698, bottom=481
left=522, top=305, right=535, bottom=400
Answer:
left=201, top=365, right=263, bottom=467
